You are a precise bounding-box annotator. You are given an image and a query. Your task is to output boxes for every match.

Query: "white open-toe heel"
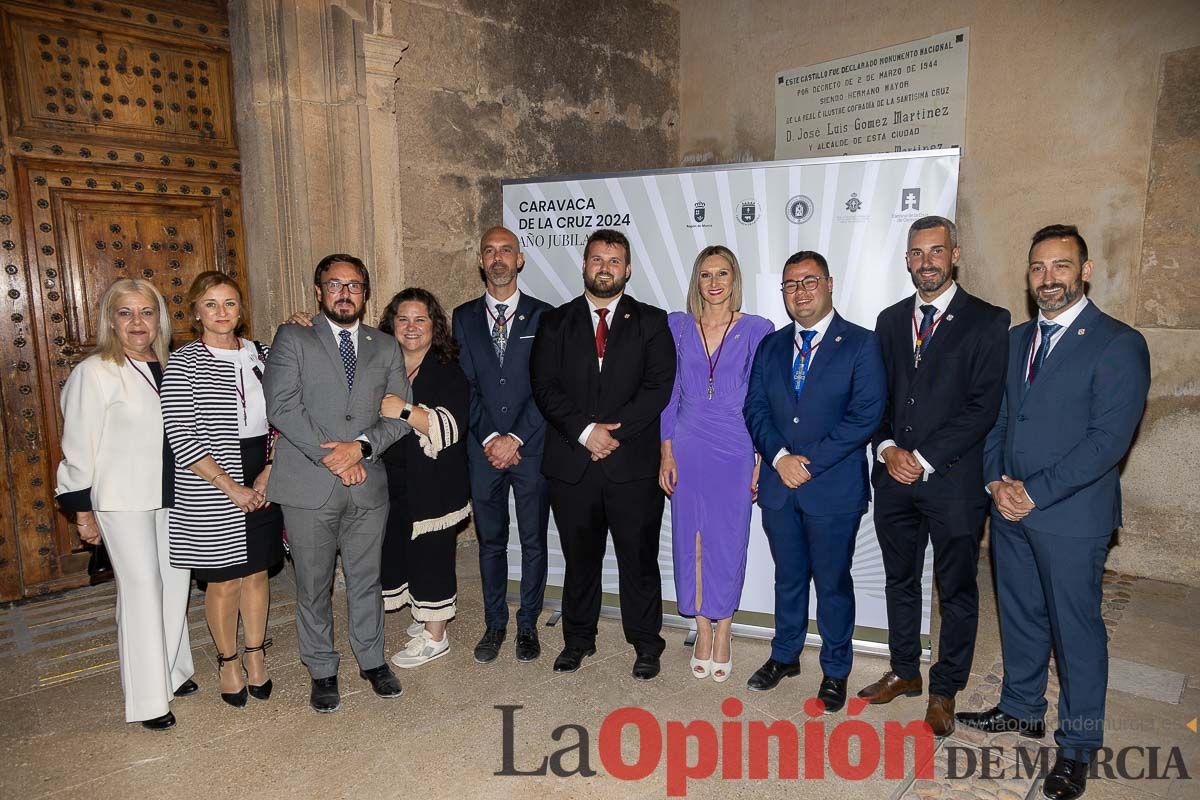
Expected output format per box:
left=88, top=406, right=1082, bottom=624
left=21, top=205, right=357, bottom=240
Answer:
left=690, top=626, right=713, bottom=679
left=711, top=634, right=733, bottom=683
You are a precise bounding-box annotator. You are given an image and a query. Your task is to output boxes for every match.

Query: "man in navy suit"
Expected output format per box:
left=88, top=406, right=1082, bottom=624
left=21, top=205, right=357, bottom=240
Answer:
left=452, top=226, right=552, bottom=665
left=957, top=225, right=1150, bottom=800
left=530, top=228, right=675, bottom=680
left=742, top=250, right=886, bottom=709
left=858, top=216, right=1009, bottom=737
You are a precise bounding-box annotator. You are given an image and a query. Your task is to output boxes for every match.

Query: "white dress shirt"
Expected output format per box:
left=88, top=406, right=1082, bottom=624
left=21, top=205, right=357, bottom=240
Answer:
left=771, top=308, right=835, bottom=469
left=577, top=292, right=624, bottom=446
left=324, top=314, right=361, bottom=354
left=876, top=282, right=959, bottom=477
left=482, top=290, right=523, bottom=447
left=206, top=339, right=269, bottom=438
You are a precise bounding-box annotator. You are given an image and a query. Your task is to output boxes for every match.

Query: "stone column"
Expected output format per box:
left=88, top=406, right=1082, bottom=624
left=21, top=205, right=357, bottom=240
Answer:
left=229, top=0, right=407, bottom=334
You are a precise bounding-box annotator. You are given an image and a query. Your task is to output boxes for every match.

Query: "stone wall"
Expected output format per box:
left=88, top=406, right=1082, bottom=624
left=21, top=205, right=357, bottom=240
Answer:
left=679, top=0, right=1200, bottom=584
left=393, top=0, right=680, bottom=311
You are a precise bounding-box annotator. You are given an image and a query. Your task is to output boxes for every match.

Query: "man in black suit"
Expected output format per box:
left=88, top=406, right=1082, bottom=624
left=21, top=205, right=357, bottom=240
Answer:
left=856, top=216, right=1009, bottom=737
left=530, top=228, right=676, bottom=680
left=452, top=226, right=552, bottom=665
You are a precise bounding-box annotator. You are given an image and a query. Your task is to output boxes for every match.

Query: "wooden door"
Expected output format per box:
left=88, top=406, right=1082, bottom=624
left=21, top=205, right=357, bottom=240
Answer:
left=0, top=0, right=246, bottom=600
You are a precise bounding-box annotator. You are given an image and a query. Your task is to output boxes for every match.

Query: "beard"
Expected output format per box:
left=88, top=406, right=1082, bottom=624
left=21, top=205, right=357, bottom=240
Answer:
left=323, top=298, right=365, bottom=324
left=486, top=263, right=516, bottom=287
left=584, top=270, right=627, bottom=299
left=910, top=265, right=950, bottom=294
left=1033, top=279, right=1083, bottom=312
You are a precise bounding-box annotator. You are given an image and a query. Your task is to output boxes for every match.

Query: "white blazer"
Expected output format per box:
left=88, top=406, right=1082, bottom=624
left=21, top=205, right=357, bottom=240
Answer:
left=55, top=354, right=166, bottom=511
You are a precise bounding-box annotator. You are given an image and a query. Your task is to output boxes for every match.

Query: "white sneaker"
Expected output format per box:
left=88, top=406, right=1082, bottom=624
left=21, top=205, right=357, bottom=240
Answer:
left=406, top=619, right=424, bottom=639
left=390, top=632, right=449, bottom=669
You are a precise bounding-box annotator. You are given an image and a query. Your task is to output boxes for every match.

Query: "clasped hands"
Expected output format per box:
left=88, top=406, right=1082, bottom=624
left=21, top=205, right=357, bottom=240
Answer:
left=585, top=422, right=621, bottom=462
left=776, top=454, right=812, bottom=489
left=321, top=440, right=366, bottom=486
left=485, top=434, right=522, bottom=470
left=989, top=475, right=1035, bottom=521
left=881, top=446, right=925, bottom=485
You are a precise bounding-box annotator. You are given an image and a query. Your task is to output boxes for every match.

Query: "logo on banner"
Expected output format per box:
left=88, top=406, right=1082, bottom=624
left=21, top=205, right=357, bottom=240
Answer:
left=900, top=188, right=921, bottom=212
left=836, top=192, right=868, bottom=224
left=737, top=200, right=760, bottom=225
left=693, top=202, right=706, bottom=223
left=784, top=194, right=814, bottom=224
left=845, top=193, right=863, bottom=213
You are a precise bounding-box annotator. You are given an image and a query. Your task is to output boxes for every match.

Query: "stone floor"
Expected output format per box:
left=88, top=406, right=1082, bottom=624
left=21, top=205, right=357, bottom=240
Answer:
left=1, top=540, right=1196, bottom=800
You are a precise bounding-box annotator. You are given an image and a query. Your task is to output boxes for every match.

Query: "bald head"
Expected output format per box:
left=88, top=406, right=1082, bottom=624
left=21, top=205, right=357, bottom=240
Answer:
left=479, top=226, right=524, bottom=298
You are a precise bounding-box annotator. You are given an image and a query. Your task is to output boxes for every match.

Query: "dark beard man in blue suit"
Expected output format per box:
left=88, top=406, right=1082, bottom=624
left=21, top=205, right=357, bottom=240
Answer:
left=957, top=225, right=1151, bottom=800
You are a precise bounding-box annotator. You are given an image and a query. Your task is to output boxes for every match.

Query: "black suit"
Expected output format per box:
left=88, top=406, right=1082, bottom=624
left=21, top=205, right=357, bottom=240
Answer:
left=871, top=286, right=1009, bottom=696
left=530, top=294, right=676, bottom=655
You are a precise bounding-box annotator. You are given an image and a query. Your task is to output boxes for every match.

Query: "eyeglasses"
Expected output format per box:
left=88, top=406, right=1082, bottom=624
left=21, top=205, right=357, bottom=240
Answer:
left=320, top=280, right=366, bottom=295
left=781, top=276, right=826, bottom=293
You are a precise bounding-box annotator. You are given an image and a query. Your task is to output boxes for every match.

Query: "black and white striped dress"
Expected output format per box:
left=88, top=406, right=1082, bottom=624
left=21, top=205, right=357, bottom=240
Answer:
left=162, top=338, right=283, bottom=578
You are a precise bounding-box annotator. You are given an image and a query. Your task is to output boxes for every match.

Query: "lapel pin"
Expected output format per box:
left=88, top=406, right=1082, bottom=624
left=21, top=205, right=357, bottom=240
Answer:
left=624, top=313, right=631, bottom=319
left=519, top=315, right=525, bottom=321
left=1077, top=328, right=1086, bottom=335
left=946, top=314, right=955, bottom=321
left=834, top=335, right=843, bottom=343
left=365, top=335, right=373, bottom=341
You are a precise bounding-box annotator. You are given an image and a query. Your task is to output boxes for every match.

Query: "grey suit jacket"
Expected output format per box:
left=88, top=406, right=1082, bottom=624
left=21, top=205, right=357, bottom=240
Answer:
left=264, top=314, right=412, bottom=510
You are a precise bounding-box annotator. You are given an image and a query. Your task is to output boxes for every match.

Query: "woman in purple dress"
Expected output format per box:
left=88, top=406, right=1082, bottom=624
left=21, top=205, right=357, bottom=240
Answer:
left=660, top=245, right=774, bottom=682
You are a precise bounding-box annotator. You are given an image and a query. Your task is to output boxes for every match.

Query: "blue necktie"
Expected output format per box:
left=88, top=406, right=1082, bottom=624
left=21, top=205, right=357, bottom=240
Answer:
left=1028, top=321, right=1061, bottom=385
left=338, top=329, right=357, bottom=391
left=914, top=303, right=938, bottom=365
left=491, top=303, right=508, bottom=365
left=792, top=329, right=817, bottom=399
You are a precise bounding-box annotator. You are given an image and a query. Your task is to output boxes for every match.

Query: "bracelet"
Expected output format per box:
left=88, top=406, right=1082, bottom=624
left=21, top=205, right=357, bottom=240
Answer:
left=209, top=472, right=228, bottom=485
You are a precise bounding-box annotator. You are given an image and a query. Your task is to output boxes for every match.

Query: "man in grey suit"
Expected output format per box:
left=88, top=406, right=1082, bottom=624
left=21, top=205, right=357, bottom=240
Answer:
left=265, top=253, right=412, bottom=712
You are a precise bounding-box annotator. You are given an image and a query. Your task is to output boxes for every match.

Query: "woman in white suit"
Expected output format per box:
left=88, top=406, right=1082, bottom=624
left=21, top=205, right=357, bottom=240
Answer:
left=55, top=278, right=195, bottom=730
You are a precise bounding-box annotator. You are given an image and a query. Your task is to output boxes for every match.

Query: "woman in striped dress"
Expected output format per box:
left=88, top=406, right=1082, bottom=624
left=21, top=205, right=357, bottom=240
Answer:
left=162, top=271, right=284, bottom=708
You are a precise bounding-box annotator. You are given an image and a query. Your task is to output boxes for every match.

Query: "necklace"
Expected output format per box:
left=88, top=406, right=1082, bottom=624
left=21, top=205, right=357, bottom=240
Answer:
left=125, top=355, right=160, bottom=395
left=202, top=340, right=255, bottom=426
left=700, top=314, right=735, bottom=400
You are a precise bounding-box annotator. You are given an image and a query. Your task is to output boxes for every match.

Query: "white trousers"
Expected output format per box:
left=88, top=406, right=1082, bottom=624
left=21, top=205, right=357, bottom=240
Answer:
left=95, top=509, right=194, bottom=722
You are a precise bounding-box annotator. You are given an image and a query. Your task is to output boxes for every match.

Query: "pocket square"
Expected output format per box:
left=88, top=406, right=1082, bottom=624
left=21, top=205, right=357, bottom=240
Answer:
left=519, top=335, right=535, bottom=339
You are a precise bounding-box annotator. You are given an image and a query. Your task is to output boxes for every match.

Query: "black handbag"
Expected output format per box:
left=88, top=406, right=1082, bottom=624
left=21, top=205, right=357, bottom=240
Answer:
left=86, top=542, right=112, bottom=579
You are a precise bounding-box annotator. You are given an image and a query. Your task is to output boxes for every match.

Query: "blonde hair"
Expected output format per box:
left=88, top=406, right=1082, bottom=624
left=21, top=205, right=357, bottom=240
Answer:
left=94, top=278, right=172, bottom=364
left=186, top=270, right=245, bottom=337
left=686, top=245, right=743, bottom=317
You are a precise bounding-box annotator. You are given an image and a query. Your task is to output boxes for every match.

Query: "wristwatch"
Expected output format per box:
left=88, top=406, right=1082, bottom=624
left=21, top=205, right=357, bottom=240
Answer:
left=359, top=440, right=373, bottom=459
left=399, top=403, right=413, bottom=421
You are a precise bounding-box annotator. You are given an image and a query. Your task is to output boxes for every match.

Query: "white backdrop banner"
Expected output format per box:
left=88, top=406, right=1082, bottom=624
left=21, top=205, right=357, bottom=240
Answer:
left=501, top=148, right=959, bottom=649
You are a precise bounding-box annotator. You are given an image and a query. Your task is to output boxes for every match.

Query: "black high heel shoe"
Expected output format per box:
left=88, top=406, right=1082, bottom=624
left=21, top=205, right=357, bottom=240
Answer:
left=216, top=650, right=247, bottom=708
left=244, top=638, right=273, bottom=701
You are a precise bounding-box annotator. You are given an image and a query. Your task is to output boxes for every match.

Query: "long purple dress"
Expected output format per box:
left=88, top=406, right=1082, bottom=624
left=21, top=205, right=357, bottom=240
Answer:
left=662, top=311, right=775, bottom=618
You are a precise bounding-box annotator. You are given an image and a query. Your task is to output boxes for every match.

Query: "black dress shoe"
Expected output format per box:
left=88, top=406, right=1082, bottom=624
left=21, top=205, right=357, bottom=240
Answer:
left=359, top=664, right=403, bottom=698
left=552, top=646, right=596, bottom=673
left=631, top=653, right=661, bottom=681
left=245, top=638, right=273, bottom=700
left=474, top=627, right=506, bottom=664
left=172, top=678, right=199, bottom=697
left=216, top=651, right=247, bottom=708
left=310, top=676, right=341, bottom=713
left=1043, top=754, right=1088, bottom=800
left=515, top=628, right=541, bottom=663
left=955, top=705, right=1046, bottom=739
left=817, top=676, right=847, bottom=713
left=747, top=659, right=801, bottom=692
left=141, top=711, right=176, bottom=731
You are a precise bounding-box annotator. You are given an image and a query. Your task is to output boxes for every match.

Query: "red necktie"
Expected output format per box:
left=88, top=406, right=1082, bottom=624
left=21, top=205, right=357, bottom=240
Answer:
left=595, top=307, right=609, bottom=358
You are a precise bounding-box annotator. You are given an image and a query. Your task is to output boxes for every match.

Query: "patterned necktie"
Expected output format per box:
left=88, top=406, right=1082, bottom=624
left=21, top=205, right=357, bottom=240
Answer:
left=792, top=328, right=817, bottom=399
left=491, top=303, right=508, bottom=365
left=914, top=303, right=938, bottom=365
left=1028, top=321, right=1062, bottom=385
left=338, top=329, right=356, bottom=391
left=595, top=307, right=609, bottom=359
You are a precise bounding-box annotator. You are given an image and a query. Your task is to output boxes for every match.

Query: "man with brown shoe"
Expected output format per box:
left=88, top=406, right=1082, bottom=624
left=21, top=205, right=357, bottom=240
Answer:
left=856, top=216, right=1009, bottom=738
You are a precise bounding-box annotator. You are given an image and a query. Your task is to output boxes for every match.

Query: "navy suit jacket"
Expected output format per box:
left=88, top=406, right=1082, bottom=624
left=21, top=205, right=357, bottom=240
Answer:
left=452, top=293, right=552, bottom=462
left=744, top=312, right=887, bottom=514
left=984, top=301, right=1150, bottom=537
left=872, top=287, right=1010, bottom=497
